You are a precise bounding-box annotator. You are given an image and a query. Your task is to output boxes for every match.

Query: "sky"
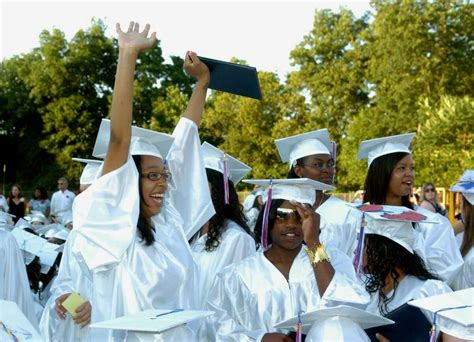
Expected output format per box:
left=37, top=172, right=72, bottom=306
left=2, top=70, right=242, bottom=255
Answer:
left=0, top=0, right=371, bottom=79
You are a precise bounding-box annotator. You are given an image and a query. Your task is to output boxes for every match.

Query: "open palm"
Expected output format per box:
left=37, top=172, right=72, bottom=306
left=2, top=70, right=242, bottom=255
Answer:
left=116, top=21, right=157, bottom=53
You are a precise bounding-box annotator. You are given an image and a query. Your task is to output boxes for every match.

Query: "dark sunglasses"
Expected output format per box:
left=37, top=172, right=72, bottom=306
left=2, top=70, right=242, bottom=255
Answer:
left=425, top=188, right=435, bottom=193
left=275, top=208, right=302, bottom=222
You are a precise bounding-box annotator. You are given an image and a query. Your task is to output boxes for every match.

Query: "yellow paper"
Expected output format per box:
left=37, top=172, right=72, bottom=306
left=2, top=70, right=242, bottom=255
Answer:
left=62, top=292, right=86, bottom=317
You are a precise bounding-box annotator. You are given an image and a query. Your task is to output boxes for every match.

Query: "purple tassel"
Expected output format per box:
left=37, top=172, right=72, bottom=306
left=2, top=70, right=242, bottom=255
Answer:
left=223, top=154, right=229, bottom=205
left=261, top=180, right=273, bottom=250
left=296, top=311, right=304, bottom=342
left=352, top=213, right=366, bottom=274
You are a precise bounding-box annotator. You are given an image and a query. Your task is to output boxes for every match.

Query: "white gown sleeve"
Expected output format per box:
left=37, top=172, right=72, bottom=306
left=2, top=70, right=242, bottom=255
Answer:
left=168, top=117, right=216, bottom=239
left=451, top=247, right=473, bottom=290
left=415, top=207, right=463, bottom=283
left=71, top=158, right=140, bottom=271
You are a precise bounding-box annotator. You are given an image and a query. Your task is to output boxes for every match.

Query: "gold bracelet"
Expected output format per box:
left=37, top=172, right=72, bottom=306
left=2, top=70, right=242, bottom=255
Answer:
left=306, top=243, right=330, bottom=265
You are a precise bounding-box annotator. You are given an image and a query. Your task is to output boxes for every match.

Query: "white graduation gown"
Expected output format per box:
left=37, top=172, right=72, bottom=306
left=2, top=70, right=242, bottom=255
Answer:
left=413, top=206, right=463, bottom=284
left=316, top=196, right=361, bottom=257
left=39, top=229, right=92, bottom=341
left=366, top=275, right=452, bottom=322
left=70, top=118, right=214, bottom=341
left=206, top=246, right=370, bottom=341
left=0, top=229, right=39, bottom=331
left=451, top=232, right=473, bottom=290
left=190, top=219, right=256, bottom=308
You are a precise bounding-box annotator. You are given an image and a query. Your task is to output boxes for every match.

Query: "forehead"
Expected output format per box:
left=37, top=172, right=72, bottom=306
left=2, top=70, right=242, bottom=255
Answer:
left=395, top=154, right=414, bottom=165
left=140, top=155, right=165, bottom=170
left=304, top=154, right=332, bottom=162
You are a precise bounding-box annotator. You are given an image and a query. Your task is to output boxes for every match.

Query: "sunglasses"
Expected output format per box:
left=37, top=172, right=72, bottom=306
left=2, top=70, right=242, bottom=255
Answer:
left=425, top=188, right=435, bottom=193
left=275, top=208, right=302, bottom=222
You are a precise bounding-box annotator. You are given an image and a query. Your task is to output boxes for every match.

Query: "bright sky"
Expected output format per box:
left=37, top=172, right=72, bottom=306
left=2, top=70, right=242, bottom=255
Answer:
left=1, top=0, right=371, bottom=78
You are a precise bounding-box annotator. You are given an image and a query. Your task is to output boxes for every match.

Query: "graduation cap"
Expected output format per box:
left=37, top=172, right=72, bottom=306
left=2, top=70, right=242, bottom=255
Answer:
left=408, top=288, right=474, bottom=341
left=92, top=119, right=175, bottom=160
left=28, top=211, right=47, bottom=225
left=198, top=56, right=262, bottom=100
left=357, top=133, right=416, bottom=168
left=202, top=140, right=250, bottom=184
left=72, top=157, right=103, bottom=185
left=242, top=178, right=336, bottom=249
left=275, top=129, right=332, bottom=168
left=90, top=309, right=214, bottom=334
left=0, top=300, right=42, bottom=341
left=0, top=211, right=15, bottom=227
left=274, top=305, right=393, bottom=340
left=352, top=204, right=437, bottom=273
left=450, top=169, right=474, bottom=205
left=44, top=224, right=70, bottom=241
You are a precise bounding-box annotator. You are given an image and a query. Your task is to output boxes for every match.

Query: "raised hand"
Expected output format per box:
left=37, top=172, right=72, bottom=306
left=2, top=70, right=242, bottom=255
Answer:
left=116, top=21, right=157, bottom=55
left=183, top=51, right=210, bottom=85
left=292, top=200, right=321, bottom=246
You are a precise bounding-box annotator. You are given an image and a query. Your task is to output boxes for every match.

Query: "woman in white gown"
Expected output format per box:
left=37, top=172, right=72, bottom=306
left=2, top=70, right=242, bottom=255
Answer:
left=190, top=143, right=256, bottom=309
left=206, top=179, right=369, bottom=341
left=450, top=170, right=474, bottom=290
left=45, top=22, right=214, bottom=341
left=361, top=206, right=452, bottom=338
left=357, top=133, right=463, bottom=284
left=275, top=129, right=360, bottom=257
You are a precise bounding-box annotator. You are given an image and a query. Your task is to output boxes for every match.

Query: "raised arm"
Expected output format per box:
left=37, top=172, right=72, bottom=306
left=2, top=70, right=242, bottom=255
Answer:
left=102, top=22, right=157, bottom=175
left=182, top=51, right=210, bottom=126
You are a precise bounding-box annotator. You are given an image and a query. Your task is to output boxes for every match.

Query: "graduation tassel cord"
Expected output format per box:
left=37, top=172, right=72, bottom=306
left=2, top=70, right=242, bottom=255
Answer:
left=223, top=154, right=230, bottom=205
left=296, top=310, right=304, bottom=342
left=430, top=305, right=472, bottom=342
left=261, top=180, right=273, bottom=250
left=352, top=213, right=366, bottom=274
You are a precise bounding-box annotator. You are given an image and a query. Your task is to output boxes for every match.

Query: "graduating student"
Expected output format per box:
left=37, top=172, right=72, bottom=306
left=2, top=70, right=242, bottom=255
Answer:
left=360, top=205, right=452, bottom=340
left=275, top=129, right=360, bottom=256
left=190, top=142, right=256, bottom=310
left=206, top=179, right=369, bottom=341
left=357, top=133, right=463, bottom=284
left=449, top=170, right=474, bottom=290
left=67, top=22, right=214, bottom=341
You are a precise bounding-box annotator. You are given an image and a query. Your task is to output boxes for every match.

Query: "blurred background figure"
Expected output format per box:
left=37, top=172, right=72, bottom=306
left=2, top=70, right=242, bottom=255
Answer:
left=242, top=186, right=265, bottom=232
left=28, top=186, right=51, bottom=218
left=50, top=177, right=76, bottom=221
left=419, top=182, right=447, bottom=216
left=7, top=184, right=27, bottom=223
left=0, top=192, right=9, bottom=212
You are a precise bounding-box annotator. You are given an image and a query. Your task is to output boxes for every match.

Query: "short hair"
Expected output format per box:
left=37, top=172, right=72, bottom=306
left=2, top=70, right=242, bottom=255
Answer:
left=58, top=177, right=69, bottom=185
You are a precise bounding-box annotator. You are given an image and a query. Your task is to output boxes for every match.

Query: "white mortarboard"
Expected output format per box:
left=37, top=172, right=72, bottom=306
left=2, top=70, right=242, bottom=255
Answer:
left=92, top=119, right=175, bottom=160
left=90, top=309, right=214, bottom=335
left=11, top=228, right=60, bottom=273
left=0, top=300, right=42, bottom=341
left=408, top=288, right=474, bottom=341
left=29, top=211, right=47, bottom=225
left=274, top=305, right=393, bottom=336
left=362, top=204, right=437, bottom=253
left=0, top=211, right=15, bottom=226
left=357, top=133, right=416, bottom=168
left=44, top=223, right=70, bottom=241
left=243, top=178, right=336, bottom=205
left=72, top=157, right=103, bottom=185
left=57, top=210, right=73, bottom=226
left=242, top=178, right=336, bottom=249
left=450, top=170, right=474, bottom=205
left=201, top=142, right=251, bottom=185
left=14, top=218, right=32, bottom=230
left=275, top=129, right=332, bottom=168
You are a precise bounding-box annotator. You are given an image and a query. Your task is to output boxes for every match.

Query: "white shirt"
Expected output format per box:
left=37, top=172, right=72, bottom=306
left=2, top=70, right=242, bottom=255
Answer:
left=50, top=189, right=76, bottom=216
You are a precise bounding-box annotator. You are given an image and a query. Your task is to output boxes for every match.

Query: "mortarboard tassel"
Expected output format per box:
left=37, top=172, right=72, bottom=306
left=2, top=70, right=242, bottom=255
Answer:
left=430, top=305, right=472, bottom=342
left=352, top=213, right=366, bottom=274
left=223, top=154, right=230, bottom=205
left=296, top=310, right=304, bottom=342
left=261, top=180, right=273, bottom=250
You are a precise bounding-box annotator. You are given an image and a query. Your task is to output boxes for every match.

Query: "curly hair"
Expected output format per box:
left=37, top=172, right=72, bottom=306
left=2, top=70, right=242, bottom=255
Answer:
left=254, top=199, right=285, bottom=248
left=363, top=152, right=414, bottom=210
left=364, top=234, right=438, bottom=315
left=205, top=168, right=255, bottom=252
left=132, top=155, right=156, bottom=246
